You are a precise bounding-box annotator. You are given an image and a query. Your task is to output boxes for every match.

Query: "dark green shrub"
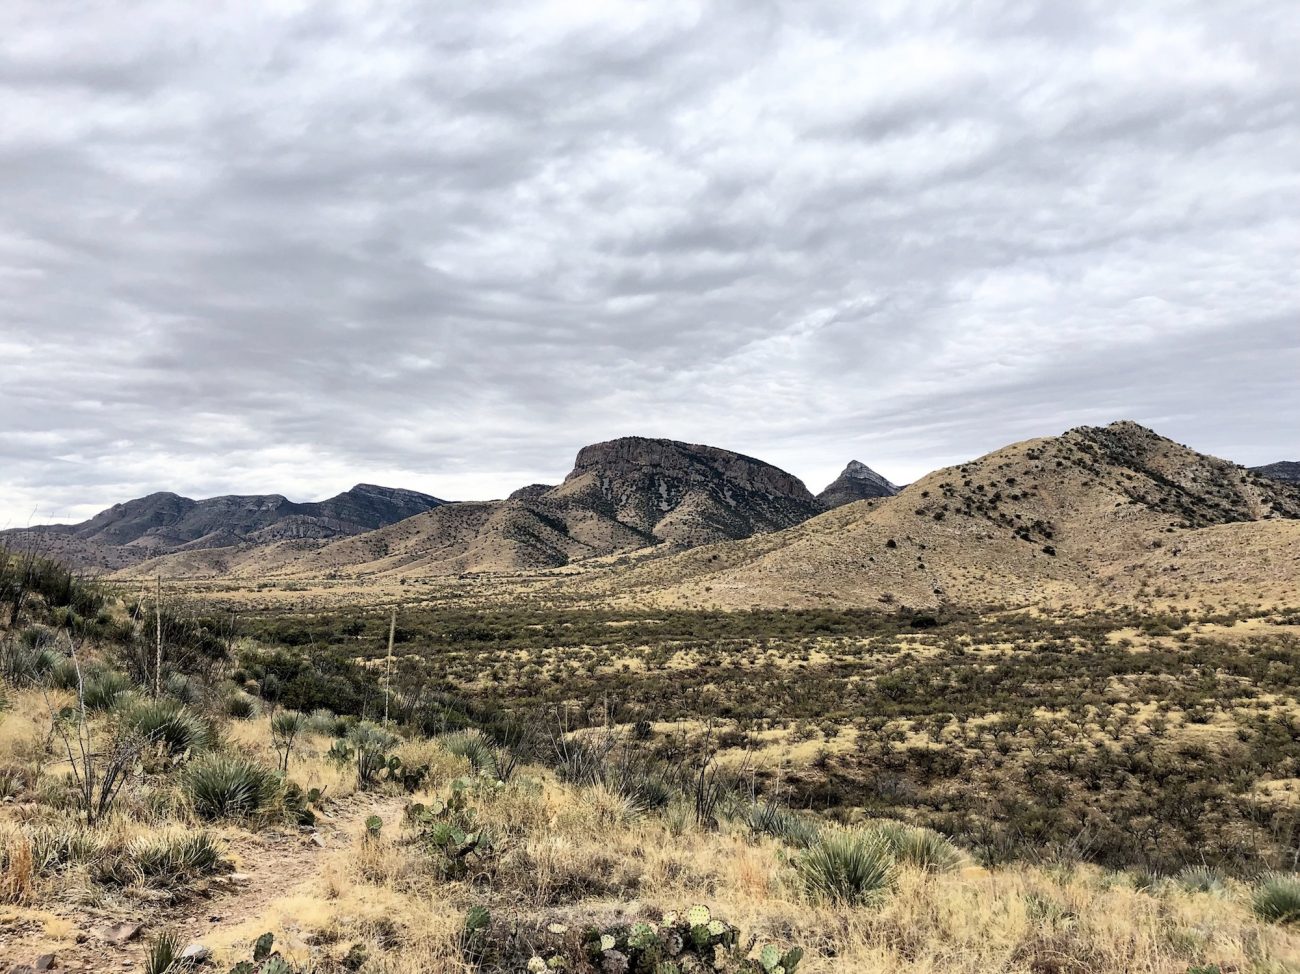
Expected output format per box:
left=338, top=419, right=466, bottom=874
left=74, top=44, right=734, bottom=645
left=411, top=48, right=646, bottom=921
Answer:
left=125, top=699, right=212, bottom=756
left=184, top=755, right=281, bottom=820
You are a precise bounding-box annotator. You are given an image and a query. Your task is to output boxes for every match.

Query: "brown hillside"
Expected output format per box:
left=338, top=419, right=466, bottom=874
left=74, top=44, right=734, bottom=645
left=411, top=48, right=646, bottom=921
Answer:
left=576, top=421, right=1300, bottom=611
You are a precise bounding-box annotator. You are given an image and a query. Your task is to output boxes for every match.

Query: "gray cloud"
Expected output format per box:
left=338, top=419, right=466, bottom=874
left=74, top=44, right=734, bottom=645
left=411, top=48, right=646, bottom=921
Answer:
left=2, top=0, right=1298, bottom=525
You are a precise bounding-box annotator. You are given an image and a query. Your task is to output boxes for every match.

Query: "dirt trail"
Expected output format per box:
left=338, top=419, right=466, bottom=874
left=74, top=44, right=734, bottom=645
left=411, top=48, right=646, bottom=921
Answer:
left=0, top=793, right=408, bottom=973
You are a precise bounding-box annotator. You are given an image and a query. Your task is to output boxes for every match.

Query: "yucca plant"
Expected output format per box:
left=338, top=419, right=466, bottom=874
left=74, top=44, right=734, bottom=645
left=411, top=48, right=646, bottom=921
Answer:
left=742, top=800, right=821, bottom=849
left=0, top=637, right=58, bottom=685
left=796, top=829, right=897, bottom=905
left=1177, top=865, right=1226, bottom=894
left=127, top=831, right=226, bottom=884
left=442, top=730, right=499, bottom=779
left=344, top=723, right=400, bottom=789
left=271, top=711, right=307, bottom=773
left=183, top=755, right=281, bottom=820
left=125, top=699, right=212, bottom=757
left=80, top=669, right=133, bottom=711
left=1253, top=873, right=1300, bottom=923
left=143, top=929, right=182, bottom=974
left=224, top=693, right=257, bottom=720
left=872, top=821, right=963, bottom=873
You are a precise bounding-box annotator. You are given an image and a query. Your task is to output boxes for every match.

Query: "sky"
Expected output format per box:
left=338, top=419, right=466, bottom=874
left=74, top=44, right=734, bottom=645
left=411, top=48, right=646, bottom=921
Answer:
left=2, top=0, right=1298, bottom=526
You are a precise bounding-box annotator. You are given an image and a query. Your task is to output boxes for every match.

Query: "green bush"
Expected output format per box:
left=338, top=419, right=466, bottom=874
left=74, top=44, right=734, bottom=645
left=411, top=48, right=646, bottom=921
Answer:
left=872, top=821, right=963, bottom=873
left=96, top=831, right=226, bottom=886
left=796, top=829, right=897, bottom=905
left=1253, top=873, right=1300, bottom=923
left=124, top=699, right=212, bottom=756
left=184, top=755, right=281, bottom=820
left=1177, top=865, right=1226, bottom=894
left=80, top=669, right=133, bottom=711
left=144, top=930, right=182, bottom=974
left=740, top=801, right=821, bottom=849
left=224, top=693, right=257, bottom=719
left=0, top=636, right=58, bottom=685
left=443, top=730, right=499, bottom=779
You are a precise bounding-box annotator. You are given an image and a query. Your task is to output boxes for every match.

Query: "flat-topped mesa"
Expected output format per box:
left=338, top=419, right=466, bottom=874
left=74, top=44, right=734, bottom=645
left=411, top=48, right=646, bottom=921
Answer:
left=817, top=460, right=900, bottom=509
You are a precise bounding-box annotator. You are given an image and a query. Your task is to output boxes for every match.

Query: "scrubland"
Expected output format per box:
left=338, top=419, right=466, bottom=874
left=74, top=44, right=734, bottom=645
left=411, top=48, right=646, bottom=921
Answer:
left=5, top=547, right=1300, bottom=973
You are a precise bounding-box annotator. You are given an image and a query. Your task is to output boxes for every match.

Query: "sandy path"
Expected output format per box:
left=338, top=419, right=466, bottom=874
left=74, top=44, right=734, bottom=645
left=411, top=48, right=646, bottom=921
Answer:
left=0, top=793, right=408, bottom=973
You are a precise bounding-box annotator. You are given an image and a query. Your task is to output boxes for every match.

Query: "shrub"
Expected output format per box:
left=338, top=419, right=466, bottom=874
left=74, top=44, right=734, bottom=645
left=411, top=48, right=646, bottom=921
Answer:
left=163, top=672, right=199, bottom=704
left=872, top=821, right=963, bottom=873
left=307, top=707, right=348, bottom=736
left=80, top=669, right=133, bottom=711
left=97, top=831, right=226, bottom=886
left=184, top=755, right=281, bottom=820
left=443, top=730, right=500, bottom=779
left=271, top=710, right=307, bottom=773
left=337, top=723, right=400, bottom=790
left=796, top=829, right=897, bottom=905
left=143, top=929, right=182, bottom=974
left=740, top=800, right=821, bottom=849
left=0, top=636, right=58, bottom=685
left=1177, top=865, right=1226, bottom=894
left=1253, top=873, right=1300, bottom=924
left=124, top=699, right=212, bottom=756
left=224, top=693, right=257, bottom=719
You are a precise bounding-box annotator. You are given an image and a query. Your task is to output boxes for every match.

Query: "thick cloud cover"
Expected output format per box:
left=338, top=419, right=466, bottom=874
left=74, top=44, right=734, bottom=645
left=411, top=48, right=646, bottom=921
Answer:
left=2, top=0, right=1298, bottom=524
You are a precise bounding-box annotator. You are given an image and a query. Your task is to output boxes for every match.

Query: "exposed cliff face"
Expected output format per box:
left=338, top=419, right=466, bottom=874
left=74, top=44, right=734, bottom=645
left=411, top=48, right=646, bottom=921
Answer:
left=816, top=461, right=900, bottom=509
left=546, top=437, right=821, bottom=546
left=109, top=437, right=825, bottom=579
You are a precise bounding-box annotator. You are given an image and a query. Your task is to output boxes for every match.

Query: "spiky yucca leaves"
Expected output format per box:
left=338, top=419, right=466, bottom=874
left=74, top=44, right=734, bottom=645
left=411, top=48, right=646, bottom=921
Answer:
left=344, top=722, right=400, bottom=789
left=79, top=669, right=133, bottom=711
left=871, top=821, right=963, bottom=873
left=442, top=730, right=500, bottom=779
left=28, top=825, right=101, bottom=872
left=796, top=829, right=897, bottom=905
left=741, top=801, right=821, bottom=849
left=1177, top=865, right=1227, bottom=894
left=0, top=636, right=58, bottom=685
left=271, top=710, right=307, bottom=773
left=1253, top=873, right=1300, bottom=923
left=224, top=693, right=257, bottom=719
left=96, top=831, right=227, bottom=887
left=183, top=754, right=281, bottom=820
left=125, top=698, right=212, bottom=756
left=144, top=929, right=182, bottom=974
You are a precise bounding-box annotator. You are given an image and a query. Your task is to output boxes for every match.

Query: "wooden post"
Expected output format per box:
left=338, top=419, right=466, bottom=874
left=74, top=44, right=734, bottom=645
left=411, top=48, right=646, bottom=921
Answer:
left=383, top=606, right=397, bottom=727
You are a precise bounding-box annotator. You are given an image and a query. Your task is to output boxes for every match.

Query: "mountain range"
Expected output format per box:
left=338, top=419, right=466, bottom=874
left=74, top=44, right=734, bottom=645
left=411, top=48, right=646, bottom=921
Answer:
left=3, top=427, right=1297, bottom=614
left=0, top=484, right=445, bottom=572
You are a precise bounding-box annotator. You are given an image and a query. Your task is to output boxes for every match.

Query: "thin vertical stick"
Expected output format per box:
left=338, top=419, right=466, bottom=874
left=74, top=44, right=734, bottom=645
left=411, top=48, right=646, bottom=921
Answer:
left=383, top=606, right=397, bottom=727
left=154, top=575, right=163, bottom=697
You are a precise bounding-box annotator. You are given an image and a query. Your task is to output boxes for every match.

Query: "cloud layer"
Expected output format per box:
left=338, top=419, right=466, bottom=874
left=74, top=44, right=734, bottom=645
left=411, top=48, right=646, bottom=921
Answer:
left=3, top=0, right=1298, bottom=524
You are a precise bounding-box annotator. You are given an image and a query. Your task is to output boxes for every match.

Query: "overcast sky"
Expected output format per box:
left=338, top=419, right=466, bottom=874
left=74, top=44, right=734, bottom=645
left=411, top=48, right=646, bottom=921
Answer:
left=3, top=1, right=1298, bottom=525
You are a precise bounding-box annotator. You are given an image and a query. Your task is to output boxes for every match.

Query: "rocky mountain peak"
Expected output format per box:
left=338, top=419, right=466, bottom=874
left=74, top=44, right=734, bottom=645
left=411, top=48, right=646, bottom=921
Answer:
left=816, top=460, right=899, bottom=509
